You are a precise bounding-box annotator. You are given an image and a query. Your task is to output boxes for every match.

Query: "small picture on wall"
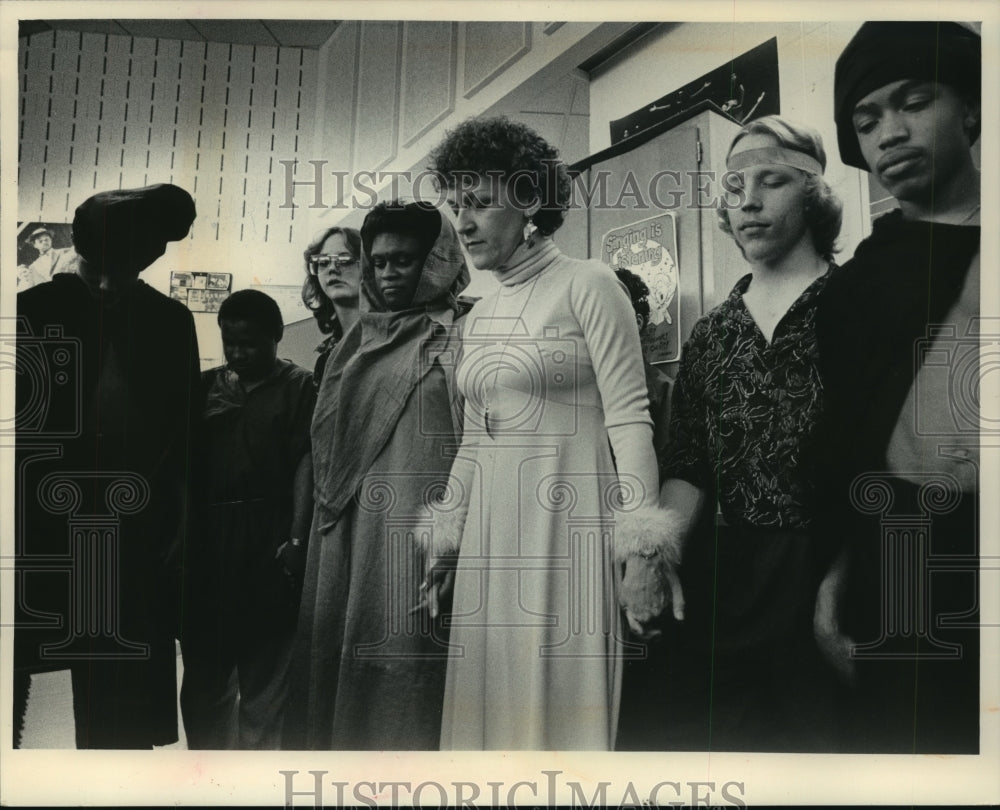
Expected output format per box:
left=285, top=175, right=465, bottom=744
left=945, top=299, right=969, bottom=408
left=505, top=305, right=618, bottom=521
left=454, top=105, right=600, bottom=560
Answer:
left=602, top=212, right=681, bottom=365
left=170, top=271, right=232, bottom=312
left=187, top=288, right=230, bottom=313
left=16, top=221, right=80, bottom=291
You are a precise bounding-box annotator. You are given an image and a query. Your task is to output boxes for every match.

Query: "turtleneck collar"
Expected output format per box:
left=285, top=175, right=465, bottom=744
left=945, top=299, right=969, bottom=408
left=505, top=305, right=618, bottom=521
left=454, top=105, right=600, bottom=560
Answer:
left=493, top=239, right=560, bottom=287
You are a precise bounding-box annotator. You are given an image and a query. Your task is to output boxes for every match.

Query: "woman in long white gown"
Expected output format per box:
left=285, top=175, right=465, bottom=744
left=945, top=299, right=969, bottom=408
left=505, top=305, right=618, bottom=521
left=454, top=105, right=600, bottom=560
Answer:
left=422, top=117, right=683, bottom=750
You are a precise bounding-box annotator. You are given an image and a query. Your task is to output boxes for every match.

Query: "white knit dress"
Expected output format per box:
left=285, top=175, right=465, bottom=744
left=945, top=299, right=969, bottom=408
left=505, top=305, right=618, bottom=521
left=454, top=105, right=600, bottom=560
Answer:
left=439, top=243, right=656, bottom=750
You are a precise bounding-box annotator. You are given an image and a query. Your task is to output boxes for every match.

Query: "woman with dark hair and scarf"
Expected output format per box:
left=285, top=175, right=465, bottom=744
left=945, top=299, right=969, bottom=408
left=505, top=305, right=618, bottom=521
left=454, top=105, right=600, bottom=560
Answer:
left=300, top=226, right=363, bottom=385
left=289, top=201, right=469, bottom=749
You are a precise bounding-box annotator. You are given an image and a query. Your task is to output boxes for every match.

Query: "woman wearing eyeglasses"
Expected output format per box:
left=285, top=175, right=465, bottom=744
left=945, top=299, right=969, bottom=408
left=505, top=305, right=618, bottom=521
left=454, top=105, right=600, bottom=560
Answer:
left=301, top=226, right=362, bottom=385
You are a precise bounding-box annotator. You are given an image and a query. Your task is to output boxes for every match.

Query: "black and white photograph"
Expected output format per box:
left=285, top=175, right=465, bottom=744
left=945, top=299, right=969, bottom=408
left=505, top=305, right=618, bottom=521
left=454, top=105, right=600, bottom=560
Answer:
left=1, top=0, right=997, bottom=806
left=15, top=222, right=80, bottom=290
left=170, top=270, right=233, bottom=311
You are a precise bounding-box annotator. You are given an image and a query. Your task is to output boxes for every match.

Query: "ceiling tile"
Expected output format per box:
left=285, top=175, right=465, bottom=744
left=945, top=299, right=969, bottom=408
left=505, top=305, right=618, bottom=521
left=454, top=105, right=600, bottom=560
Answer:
left=43, top=19, right=129, bottom=36
left=188, top=19, right=278, bottom=46
left=262, top=20, right=341, bottom=49
left=116, top=19, right=207, bottom=42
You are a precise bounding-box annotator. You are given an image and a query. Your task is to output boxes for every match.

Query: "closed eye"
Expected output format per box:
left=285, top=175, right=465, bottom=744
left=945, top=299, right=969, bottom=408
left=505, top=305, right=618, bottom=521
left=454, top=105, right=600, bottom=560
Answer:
left=853, top=117, right=877, bottom=135
left=902, top=95, right=932, bottom=112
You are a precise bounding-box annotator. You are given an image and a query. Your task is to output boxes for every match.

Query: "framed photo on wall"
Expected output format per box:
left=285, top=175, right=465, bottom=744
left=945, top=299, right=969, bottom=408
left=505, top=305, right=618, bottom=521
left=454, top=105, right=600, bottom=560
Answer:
left=16, top=222, right=79, bottom=290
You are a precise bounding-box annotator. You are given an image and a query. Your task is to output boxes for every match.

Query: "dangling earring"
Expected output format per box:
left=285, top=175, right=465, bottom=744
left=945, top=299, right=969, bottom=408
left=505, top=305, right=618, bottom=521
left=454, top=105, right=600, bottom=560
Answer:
left=523, top=218, right=538, bottom=249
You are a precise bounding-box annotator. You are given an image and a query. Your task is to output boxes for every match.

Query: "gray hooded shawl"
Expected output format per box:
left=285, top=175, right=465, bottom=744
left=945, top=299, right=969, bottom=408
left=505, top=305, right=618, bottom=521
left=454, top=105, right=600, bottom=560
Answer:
left=310, top=205, right=469, bottom=525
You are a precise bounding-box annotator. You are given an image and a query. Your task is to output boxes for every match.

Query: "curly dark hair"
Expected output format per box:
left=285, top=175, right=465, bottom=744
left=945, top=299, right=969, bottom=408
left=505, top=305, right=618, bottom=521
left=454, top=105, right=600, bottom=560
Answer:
left=300, top=226, right=362, bottom=338
left=428, top=116, right=571, bottom=236
left=614, top=267, right=652, bottom=332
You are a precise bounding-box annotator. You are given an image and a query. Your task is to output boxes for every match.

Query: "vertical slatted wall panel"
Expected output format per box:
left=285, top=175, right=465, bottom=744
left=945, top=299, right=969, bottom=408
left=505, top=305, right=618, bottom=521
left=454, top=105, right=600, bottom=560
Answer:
left=273, top=48, right=306, bottom=242
left=244, top=44, right=277, bottom=243
left=148, top=38, right=181, bottom=186
left=225, top=44, right=254, bottom=245
left=173, top=39, right=203, bottom=240
left=18, top=31, right=54, bottom=218
left=98, top=36, right=130, bottom=194
left=48, top=31, right=79, bottom=215
left=201, top=41, right=229, bottom=240
left=76, top=34, right=106, bottom=194
left=127, top=37, right=157, bottom=186
left=18, top=31, right=316, bottom=246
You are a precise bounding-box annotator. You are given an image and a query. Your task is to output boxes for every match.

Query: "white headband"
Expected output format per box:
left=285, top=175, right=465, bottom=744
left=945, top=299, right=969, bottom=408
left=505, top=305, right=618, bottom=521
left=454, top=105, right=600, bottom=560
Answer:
left=726, top=146, right=823, bottom=175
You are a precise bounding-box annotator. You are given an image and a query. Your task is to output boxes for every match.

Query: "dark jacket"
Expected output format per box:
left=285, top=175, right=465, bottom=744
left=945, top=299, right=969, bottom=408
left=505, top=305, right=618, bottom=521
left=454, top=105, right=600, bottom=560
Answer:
left=15, top=273, right=201, bottom=747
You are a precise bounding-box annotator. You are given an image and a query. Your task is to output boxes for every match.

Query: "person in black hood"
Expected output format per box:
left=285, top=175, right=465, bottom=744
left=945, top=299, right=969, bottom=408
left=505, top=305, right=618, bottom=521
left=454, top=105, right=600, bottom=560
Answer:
left=15, top=183, right=200, bottom=748
left=814, top=21, right=981, bottom=754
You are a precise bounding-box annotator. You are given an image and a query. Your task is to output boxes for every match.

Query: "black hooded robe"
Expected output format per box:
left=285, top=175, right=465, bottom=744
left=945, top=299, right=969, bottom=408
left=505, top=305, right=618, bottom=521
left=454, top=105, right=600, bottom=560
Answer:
left=15, top=273, right=200, bottom=749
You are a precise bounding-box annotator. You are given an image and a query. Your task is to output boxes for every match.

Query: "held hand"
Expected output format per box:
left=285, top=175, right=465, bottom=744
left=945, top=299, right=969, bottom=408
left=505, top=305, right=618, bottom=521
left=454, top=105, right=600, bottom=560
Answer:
left=814, top=588, right=857, bottom=686
left=411, top=557, right=456, bottom=619
left=618, top=553, right=685, bottom=639
left=275, top=540, right=307, bottom=581
left=623, top=607, right=658, bottom=639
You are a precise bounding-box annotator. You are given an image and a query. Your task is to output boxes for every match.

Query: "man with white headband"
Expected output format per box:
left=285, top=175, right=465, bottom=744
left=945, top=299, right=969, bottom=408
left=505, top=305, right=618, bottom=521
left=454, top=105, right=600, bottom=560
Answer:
left=813, top=21, right=981, bottom=754
left=624, top=115, right=844, bottom=751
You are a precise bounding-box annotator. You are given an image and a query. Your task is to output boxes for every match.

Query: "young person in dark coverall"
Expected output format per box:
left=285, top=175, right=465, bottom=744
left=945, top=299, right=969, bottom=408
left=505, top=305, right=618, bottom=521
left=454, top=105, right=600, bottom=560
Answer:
left=181, top=289, right=315, bottom=749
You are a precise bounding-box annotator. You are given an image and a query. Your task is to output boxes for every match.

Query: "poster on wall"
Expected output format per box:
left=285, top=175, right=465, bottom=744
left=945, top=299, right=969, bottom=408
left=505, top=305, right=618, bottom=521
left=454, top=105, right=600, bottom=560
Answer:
left=169, top=271, right=232, bottom=312
left=601, top=212, right=680, bottom=364
left=16, top=222, right=80, bottom=290
left=609, top=37, right=780, bottom=145
left=248, top=283, right=310, bottom=326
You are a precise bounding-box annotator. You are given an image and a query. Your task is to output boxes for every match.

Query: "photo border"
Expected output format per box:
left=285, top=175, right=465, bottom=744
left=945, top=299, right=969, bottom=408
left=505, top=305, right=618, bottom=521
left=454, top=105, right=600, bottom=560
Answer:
left=1, top=0, right=997, bottom=805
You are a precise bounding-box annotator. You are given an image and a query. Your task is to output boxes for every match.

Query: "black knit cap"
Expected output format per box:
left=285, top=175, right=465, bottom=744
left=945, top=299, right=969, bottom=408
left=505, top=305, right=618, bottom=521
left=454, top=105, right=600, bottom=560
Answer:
left=834, top=21, right=981, bottom=170
left=72, top=183, right=196, bottom=269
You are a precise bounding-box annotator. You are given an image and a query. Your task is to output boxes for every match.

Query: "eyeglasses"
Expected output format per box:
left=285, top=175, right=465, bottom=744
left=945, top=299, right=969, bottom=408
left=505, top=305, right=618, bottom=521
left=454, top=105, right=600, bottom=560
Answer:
left=308, top=253, right=358, bottom=274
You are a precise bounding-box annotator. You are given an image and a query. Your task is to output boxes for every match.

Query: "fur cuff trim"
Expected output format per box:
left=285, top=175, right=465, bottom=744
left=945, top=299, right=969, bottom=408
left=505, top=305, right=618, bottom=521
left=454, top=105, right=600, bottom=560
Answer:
left=416, top=502, right=468, bottom=558
left=613, top=506, right=684, bottom=566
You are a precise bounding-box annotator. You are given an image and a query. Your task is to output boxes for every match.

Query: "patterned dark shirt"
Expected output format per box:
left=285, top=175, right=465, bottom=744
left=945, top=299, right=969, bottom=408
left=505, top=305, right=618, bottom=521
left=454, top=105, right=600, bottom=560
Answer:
left=661, top=270, right=833, bottom=529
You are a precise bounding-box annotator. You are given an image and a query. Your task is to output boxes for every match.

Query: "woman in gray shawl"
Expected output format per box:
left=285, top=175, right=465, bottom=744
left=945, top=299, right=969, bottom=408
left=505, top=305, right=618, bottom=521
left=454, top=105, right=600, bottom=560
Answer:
left=289, top=200, right=469, bottom=749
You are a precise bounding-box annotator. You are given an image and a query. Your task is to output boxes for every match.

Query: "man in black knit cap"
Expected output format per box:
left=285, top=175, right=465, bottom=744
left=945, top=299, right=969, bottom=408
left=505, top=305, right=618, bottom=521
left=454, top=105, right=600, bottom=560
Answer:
left=814, top=22, right=981, bottom=753
left=16, top=184, right=201, bottom=748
